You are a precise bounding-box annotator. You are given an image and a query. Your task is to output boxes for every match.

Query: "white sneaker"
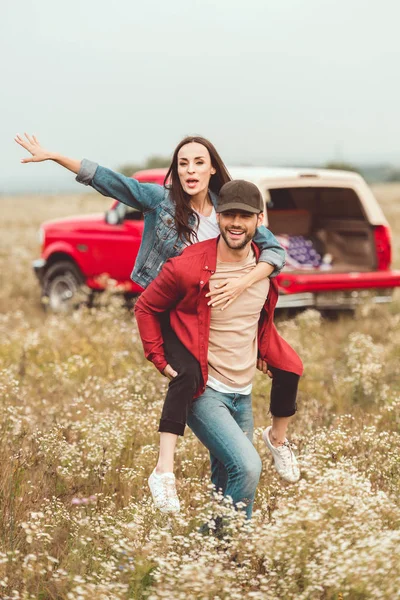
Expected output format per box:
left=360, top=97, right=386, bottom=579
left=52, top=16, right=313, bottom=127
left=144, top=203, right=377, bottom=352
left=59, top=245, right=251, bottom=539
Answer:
left=148, top=469, right=180, bottom=513
left=262, top=426, right=300, bottom=483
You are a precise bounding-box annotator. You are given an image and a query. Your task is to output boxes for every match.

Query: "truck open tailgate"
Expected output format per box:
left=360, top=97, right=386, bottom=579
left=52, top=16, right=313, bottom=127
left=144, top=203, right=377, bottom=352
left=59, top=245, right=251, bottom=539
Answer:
left=276, top=270, right=400, bottom=309
left=277, top=270, right=400, bottom=294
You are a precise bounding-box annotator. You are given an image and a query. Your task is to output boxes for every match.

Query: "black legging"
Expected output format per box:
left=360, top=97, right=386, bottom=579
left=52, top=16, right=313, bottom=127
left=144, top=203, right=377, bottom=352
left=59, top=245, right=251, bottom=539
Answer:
left=159, top=315, right=299, bottom=436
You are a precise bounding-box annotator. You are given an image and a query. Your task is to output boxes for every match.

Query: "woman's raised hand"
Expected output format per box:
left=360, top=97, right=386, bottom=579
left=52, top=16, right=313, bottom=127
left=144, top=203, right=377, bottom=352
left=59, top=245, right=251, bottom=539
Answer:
left=15, top=133, right=51, bottom=163
left=15, top=135, right=81, bottom=173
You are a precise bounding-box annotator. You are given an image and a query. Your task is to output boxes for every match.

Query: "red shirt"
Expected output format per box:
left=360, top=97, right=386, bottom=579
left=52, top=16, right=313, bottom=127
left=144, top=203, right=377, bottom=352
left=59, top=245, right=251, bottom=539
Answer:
left=134, top=237, right=303, bottom=397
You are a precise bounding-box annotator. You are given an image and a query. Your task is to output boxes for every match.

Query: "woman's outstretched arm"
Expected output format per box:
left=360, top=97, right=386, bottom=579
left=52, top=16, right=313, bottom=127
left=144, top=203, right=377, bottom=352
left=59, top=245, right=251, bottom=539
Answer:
left=15, top=133, right=81, bottom=174
left=15, top=133, right=164, bottom=212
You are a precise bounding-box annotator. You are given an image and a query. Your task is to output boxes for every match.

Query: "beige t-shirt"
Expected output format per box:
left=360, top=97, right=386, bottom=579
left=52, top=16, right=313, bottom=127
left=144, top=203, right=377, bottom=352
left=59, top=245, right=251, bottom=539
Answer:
left=207, top=249, right=270, bottom=389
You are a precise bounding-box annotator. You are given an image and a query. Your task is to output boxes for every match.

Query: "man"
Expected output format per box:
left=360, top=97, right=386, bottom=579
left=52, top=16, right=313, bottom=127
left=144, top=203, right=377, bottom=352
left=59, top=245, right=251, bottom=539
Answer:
left=135, top=180, right=303, bottom=519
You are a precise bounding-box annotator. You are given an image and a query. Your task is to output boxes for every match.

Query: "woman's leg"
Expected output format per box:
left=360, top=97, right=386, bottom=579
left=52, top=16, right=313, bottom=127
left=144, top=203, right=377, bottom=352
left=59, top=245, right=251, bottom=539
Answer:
left=263, top=366, right=300, bottom=482
left=187, top=387, right=262, bottom=519
left=159, top=314, right=202, bottom=436
left=270, top=416, right=292, bottom=445
left=154, top=315, right=202, bottom=474
left=268, top=365, right=299, bottom=442
left=157, top=433, right=178, bottom=474
left=148, top=316, right=202, bottom=512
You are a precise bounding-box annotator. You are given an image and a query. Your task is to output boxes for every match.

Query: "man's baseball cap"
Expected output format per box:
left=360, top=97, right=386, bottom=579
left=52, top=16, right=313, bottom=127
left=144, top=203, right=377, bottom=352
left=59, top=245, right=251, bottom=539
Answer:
left=216, top=180, right=264, bottom=214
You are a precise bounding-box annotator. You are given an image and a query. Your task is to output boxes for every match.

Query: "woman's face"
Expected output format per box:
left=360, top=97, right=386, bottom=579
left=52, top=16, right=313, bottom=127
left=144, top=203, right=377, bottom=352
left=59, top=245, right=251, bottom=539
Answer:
left=177, top=142, right=216, bottom=198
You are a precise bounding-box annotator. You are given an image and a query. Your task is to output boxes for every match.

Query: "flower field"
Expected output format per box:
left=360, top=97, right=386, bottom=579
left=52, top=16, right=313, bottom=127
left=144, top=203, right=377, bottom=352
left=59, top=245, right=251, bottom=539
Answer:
left=0, top=186, right=399, bottom=599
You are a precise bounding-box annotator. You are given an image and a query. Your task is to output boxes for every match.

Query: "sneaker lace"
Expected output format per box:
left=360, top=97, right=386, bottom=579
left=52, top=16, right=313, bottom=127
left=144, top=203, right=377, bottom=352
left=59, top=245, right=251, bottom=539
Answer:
left=276, top=441, right=294, bottom=469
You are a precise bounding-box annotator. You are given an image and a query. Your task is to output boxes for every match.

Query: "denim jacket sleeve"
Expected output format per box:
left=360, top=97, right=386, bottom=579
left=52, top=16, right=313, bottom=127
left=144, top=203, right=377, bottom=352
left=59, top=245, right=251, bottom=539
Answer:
left=76, top=159, right=164, bottom=212
left=253, top=224, right=286, bottom=277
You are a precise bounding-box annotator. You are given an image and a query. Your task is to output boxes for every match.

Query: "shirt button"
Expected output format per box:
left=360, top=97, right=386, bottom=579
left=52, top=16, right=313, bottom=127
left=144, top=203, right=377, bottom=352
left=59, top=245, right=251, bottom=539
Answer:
left=205, top=265, right=208, bottom=269
left=200, top=280, right=204, bottom=285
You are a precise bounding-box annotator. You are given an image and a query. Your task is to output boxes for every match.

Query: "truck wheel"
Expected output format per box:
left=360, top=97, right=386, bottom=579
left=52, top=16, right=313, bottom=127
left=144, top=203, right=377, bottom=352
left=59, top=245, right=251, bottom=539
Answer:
left=42, top=261, right=86, bottom=313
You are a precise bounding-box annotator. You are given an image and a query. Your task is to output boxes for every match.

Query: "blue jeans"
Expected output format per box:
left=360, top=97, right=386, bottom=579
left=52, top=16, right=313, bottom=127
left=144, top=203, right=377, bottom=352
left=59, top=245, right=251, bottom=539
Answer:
left=187, top=387, right=262, bottom=519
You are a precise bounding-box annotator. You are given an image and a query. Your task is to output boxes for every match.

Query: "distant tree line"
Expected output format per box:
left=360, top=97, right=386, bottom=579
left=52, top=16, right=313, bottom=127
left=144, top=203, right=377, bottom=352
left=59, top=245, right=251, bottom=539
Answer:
left=118, top=156, right=400, bottom=184
left=323, top=161, right=360, bottom=173
left=323, top=161, right=400, bottom=183
left=385, top=168, right=400, bottom=182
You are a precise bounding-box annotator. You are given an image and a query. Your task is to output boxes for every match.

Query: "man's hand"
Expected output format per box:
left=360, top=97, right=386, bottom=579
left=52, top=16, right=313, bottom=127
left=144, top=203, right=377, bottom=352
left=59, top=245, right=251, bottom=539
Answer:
left=257, top=359, right=273, bottom=378
left=163, top=364, right=178, bottom=380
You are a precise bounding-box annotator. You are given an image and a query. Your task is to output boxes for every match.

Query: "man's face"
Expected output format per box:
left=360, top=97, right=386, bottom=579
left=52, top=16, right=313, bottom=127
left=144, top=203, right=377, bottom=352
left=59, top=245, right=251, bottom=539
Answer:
left=217, top=210, right=264, bottom=250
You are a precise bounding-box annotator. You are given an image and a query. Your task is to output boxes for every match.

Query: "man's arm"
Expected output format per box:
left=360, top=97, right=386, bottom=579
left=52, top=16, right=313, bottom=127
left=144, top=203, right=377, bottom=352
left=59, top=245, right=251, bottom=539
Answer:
left=134, top=260, right=182, bottom=373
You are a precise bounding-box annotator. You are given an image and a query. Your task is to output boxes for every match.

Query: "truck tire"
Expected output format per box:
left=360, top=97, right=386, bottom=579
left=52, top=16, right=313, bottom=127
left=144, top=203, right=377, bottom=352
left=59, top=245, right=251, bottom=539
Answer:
left=42, top=260, right=86, bottom=313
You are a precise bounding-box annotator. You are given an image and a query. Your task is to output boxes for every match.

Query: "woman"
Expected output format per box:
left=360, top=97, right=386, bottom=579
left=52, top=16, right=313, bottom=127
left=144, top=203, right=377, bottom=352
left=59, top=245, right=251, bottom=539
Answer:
left=15, top=133, right=298, bottom=514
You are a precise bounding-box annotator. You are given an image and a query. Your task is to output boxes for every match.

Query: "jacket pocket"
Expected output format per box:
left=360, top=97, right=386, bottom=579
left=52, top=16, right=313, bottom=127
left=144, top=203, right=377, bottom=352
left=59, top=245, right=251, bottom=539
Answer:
left=156, top=209, right=177, bottom=240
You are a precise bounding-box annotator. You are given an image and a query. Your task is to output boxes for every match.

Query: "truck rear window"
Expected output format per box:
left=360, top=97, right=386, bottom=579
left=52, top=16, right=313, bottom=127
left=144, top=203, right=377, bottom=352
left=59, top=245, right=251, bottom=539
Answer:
left=267, top=187, right=365, bottom=219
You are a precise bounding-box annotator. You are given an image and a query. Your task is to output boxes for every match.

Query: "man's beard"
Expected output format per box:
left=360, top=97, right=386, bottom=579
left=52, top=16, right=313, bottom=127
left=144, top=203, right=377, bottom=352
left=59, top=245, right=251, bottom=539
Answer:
left=219, top=225, right=257, bottom=250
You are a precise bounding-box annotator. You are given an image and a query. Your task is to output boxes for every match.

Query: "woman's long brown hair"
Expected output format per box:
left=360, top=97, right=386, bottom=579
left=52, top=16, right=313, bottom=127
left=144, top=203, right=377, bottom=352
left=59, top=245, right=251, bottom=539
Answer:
left=164, top=136, right=231, bottom=243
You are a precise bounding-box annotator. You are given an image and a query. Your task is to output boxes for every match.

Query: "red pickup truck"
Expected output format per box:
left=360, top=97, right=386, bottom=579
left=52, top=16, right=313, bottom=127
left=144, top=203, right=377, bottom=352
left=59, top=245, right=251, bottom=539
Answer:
left=33, top=166, right=400, bottom=312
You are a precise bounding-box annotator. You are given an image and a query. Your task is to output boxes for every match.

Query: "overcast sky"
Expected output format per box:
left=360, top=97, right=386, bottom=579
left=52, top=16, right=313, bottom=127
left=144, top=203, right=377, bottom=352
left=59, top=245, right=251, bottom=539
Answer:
left=2, top=0, right=400, bottom=192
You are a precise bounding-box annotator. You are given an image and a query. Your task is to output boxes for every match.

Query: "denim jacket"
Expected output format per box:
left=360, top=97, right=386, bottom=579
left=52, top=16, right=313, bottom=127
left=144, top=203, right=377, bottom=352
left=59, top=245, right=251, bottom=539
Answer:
left=76, top=159, right=286, bottom=289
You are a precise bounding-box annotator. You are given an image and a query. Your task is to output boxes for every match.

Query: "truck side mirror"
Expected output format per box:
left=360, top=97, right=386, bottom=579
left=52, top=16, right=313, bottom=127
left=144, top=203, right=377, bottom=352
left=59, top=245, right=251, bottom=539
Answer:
left=105, top=203, right=126, bottom=225
left=105, top=209, right=120, bottom=225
